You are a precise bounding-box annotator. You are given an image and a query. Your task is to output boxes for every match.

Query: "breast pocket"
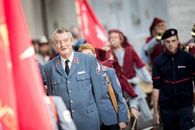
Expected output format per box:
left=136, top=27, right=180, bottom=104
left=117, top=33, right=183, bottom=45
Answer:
left=51, top=79, right=66, bottom=95
left=76, top=74, right=90, bottom=88
left=52, top=79, right=65, bottom=88
left=177, top=68, right=188, bottom=76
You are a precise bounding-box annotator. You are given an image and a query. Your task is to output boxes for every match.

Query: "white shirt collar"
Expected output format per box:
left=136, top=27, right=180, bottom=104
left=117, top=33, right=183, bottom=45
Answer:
left=60, top=52, right=74, bottom=70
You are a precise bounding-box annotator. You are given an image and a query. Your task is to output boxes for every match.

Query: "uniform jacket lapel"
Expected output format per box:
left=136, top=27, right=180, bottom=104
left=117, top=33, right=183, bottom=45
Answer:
left=55, top=55, right=68, bottom=78
left=68, top=52, right=79, bottom=78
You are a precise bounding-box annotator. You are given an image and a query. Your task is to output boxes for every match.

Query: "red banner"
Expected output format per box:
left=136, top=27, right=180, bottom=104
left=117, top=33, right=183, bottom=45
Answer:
left=76, top=0, right=108, bottom=48
left=3, top=0, right=53, bottom=129
left=0, top=0, right=18, bottom=129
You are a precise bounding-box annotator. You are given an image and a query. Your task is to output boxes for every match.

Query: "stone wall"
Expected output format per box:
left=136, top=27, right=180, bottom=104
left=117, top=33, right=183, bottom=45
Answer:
left=167, top=0, right=195, bottom=43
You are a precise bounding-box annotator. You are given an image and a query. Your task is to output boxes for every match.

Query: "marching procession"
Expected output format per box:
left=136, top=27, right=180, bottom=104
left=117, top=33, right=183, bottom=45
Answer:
left=0, top=0, right=195, bottom=130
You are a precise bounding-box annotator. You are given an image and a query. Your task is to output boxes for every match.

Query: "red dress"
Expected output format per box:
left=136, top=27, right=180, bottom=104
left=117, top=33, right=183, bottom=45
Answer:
left=113, top=45, right=144, bottom=79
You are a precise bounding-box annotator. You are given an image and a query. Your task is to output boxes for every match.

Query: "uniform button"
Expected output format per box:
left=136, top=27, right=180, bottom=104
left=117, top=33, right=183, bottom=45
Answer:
left=67, top=81, right=70, bottom=84
left=72, top=110, right=75, bottom=113
left=69, top=90, right=71, bottom=93
left=70, top=100, right=73, bottom=103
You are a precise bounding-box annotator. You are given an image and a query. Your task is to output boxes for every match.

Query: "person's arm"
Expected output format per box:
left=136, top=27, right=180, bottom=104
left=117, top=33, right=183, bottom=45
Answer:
left=193, top=82, right=195, bottom=105
left=38, top=63, right=47, bottom=85
left=136, top=66, right=152, bottom=83
left=127, top=76, right=139, bottom=85
left=188, top=54, right=195, bottom=80
left=144, top=37, right=159, bottom=53
left=188, top=54, right=195, bottom=104
left=141, top=46, right=150, bottom=64
left=132, top=47, right=145, bottom=69
left=153, top=88, right=160, bottom=125
left=131, top=47, right=152, bottom=87
left=129, top=97, right=139, bottom=119
left=90, top=57, right=103, bottom=110
left=43, top=64, right=53, bottom=95
left=152, top=60, right=161, bottom=125
left=108, top=68, right=128, bottom=129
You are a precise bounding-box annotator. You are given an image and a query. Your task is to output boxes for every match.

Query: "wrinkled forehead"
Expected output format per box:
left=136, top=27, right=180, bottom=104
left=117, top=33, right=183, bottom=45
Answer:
left=54, top=32, right=72, bottom=40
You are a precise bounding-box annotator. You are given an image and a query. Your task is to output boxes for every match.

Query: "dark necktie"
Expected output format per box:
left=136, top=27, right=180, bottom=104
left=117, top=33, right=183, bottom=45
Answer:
left=65, top=60, right=70, bottom=75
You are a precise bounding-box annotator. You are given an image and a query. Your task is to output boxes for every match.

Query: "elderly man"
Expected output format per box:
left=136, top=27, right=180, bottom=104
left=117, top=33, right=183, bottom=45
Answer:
left=44, top=27, right=103, bottom=130
left=152, top=28, right=195, bottom=130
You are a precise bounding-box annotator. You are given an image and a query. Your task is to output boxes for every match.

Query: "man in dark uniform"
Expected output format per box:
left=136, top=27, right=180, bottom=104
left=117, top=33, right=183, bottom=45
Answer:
left=152, top=28, right=195, bottom=130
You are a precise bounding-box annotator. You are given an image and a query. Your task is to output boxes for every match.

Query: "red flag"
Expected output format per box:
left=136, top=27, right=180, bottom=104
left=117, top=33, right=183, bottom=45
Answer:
left=3, top=0, right=53, bottom=129
left=0, top=0, right=18, bottom=129
left=76, top=0, right=108, bottom=48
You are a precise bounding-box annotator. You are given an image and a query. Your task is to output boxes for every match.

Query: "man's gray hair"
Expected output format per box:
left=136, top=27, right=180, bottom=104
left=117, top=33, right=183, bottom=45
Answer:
left=52, top=27, right=73, bottom=42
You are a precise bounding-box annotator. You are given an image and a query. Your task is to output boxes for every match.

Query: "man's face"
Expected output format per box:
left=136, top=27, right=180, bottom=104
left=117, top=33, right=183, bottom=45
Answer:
left=164, top=35, right=179, bottom=54
left=109, top=32, right=122, bottom=49
left=54, top=32, right=73, bottom=58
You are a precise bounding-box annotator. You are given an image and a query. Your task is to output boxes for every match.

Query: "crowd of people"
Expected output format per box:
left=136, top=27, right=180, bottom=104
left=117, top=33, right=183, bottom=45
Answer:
left=33, top=18, right=195, bottom=130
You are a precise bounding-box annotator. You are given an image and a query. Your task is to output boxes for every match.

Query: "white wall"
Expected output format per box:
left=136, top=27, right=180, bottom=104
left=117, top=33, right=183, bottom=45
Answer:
left=21, top=0, right=44, bottom=39
left=21, top=0, right=195, bottom=50
left=45, top=0, right=77, bottom=38
left=21, top=0, right=77, bottom=39
left=167, top=0, right=195, bottom=43
left=90, top=0, right=168, bottom=55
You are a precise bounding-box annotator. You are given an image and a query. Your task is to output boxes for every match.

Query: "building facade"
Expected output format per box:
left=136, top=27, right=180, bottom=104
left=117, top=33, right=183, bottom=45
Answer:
left=21, top=0, right=195, bottom=54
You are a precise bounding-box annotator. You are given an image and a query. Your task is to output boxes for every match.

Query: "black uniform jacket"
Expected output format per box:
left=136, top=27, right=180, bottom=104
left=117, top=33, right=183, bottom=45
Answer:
left=152, top=49, right=195, bottom=109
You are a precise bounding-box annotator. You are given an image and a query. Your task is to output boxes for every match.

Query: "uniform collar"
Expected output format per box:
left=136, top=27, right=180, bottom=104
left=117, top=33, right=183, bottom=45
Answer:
left=165, top=48, right=180, bottom=57
left=60, top=51, right=74, bottom=64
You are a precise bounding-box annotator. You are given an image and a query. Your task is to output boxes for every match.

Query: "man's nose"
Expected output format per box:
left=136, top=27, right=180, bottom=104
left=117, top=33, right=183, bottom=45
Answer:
left=60, top=41, right=66, bottom=46
left=170, top=42, right=174, bottom=46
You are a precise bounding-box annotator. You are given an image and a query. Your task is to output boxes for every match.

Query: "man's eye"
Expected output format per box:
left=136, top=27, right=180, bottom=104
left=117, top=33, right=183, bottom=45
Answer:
left=63, top=39, right=69, bottom=42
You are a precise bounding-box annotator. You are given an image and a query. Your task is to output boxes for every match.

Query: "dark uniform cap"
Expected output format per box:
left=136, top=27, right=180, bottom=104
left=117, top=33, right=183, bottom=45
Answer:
left=161, top=28, right=178, bottom=40
left=191, top=24, right=195, bottom=36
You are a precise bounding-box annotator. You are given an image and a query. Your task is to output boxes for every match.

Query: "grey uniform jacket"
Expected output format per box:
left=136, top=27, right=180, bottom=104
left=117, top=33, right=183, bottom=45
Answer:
left=99, top=66, right=129, bottom=125
left=44, top=52, right=103, bottom=130
left=38, top=64, right=76, bottom=130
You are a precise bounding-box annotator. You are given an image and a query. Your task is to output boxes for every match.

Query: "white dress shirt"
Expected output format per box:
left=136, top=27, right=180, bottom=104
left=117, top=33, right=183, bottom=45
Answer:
left=60, top=52, right=74, bottom=70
